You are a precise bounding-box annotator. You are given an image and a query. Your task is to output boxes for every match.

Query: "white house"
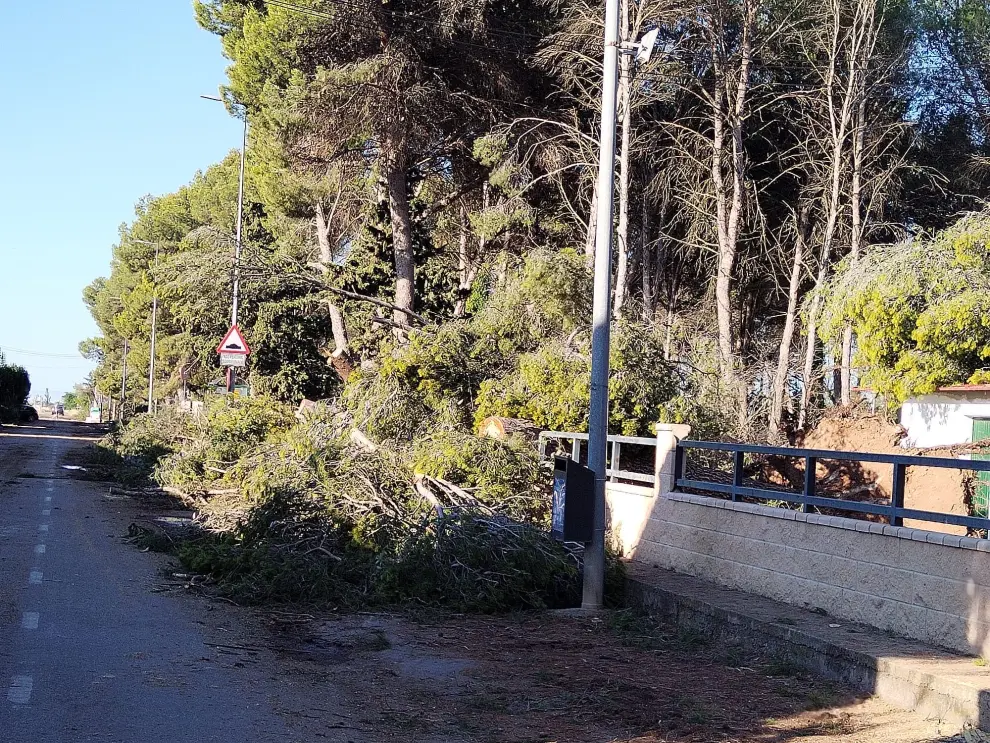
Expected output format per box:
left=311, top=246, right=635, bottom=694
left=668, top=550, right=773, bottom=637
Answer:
left=900, top=384, right=990, bottom=448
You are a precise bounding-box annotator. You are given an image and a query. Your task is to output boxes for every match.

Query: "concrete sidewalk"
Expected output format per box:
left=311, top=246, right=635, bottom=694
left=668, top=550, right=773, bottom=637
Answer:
left=627, top=562, right=990, bottom=731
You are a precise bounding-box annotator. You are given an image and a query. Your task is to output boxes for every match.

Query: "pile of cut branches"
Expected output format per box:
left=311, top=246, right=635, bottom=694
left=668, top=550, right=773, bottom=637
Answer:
left=113, top=399, right=616, bottom=612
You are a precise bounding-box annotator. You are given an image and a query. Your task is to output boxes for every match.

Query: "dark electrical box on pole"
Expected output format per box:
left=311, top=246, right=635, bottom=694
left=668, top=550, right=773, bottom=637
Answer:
left=552, top=457, right=596, bottom=544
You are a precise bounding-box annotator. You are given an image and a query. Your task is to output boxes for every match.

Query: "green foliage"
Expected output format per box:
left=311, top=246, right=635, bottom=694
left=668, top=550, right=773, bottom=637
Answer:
left=471, top=249, right=592, bottom=354
left=475, top=342, right=589, bottom=431
left=821, top=212, right=990, bottom=402
left=475, top=322, right=677, bottom=436
left=113, top=407, right=193, bottom=463
left=140, top=396, right=295, bottom=490
left=249, top=297, right=341, bottom=402
left=410, top=431, right=547, bottom=521
left=173, top=415, right=606, bottom=612
left=345, top=250, right=606, bottom=442
left=176, top=487, right=376, bottom=606
left=203, top=396, right=296, bottom=462
left=61, top=388, right=89, bottom=411
left=96, top=407, right=198, bottom=484
left=0, top=352, right=30, bottom=422
left=110, top=397, right=622, bottom=613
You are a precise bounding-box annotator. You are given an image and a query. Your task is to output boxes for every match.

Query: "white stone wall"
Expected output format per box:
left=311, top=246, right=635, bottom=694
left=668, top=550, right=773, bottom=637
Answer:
left=616, top=490, right=990, bottom=657
left=900, top=393, right=990, bottom=448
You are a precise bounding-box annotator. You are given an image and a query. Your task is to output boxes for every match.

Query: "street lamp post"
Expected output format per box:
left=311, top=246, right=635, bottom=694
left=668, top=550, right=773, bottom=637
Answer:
left=201, top=94, right=247, bottom=394
left=582, top=0, right=622, bottom=611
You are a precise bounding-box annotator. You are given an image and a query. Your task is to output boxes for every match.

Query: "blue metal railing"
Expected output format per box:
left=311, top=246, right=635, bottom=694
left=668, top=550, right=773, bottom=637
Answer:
left=675, top=440, right=990, bottom=532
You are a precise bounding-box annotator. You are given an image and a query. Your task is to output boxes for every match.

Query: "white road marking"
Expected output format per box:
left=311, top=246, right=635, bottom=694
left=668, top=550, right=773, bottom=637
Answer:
left=38, top=525, right=48, bottom=533
left=41, top=509, right=50, bottom=516
left=7, top=676, right=32, bottom=704
left=29, top=571, right=43, bottom=585
left=34, top=544, right=45, bottom=555
left=21, top=612, right=39, bottom=630
left=44, top=496, right=51, bottom=503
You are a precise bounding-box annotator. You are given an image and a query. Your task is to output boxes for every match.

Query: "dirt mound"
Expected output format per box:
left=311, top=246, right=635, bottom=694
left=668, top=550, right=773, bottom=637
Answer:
left=798, top=414, right=972, bottom=536
left=801, top=415, right=907, bottom=453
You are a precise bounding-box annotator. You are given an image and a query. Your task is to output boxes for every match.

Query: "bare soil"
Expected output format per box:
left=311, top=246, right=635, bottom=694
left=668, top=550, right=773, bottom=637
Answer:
left=222, top=607, right=969, bottom=743
left=795, top=414, right=973, bottom=535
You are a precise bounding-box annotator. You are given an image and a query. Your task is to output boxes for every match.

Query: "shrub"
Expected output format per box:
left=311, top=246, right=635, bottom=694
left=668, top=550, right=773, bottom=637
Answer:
left=0, top=356, right=30, bottom=422
left=113, top=406, right=193, bottom=462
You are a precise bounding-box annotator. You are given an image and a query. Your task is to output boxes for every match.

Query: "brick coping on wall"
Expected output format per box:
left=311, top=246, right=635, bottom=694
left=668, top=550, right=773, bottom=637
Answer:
left=665, top=490, right=990, bottom=553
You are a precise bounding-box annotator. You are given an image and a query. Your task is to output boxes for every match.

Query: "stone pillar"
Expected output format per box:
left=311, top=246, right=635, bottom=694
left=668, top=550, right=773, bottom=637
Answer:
left=655, top=423, right=692, bottom=496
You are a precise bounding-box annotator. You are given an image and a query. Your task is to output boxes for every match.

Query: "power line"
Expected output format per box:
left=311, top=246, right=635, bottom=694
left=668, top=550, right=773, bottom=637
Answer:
left=0, top=346, right=82, bottom=359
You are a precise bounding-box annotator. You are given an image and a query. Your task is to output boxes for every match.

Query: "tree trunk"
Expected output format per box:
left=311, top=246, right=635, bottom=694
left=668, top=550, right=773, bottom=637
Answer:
left=584, top=184, right=598, bottom=262
left=382, top=137, right=415, bottom=329
left=315, top=200, right=333, bottom=265
left=841, top=100, right=866, bottom=406
left=453, top=206, right=479, bottom=317
left=641, top=199, right=654, bottom=322
left=454, top=223, right=470, bottom=317
left=614, top=0, right=631, bottom=316
left=664, top=305, right=675, bottom=361
left=326, top=301, right=354, bottom=381
left=769, top=205, right=810, bottom=435
left=710, top=1, right=755, bottom=411
left=798, top=261, right=828, bottom=431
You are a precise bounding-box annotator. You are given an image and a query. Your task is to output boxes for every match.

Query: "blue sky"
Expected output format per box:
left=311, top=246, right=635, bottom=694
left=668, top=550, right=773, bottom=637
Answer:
left=0, top=1, right=242, bottom=400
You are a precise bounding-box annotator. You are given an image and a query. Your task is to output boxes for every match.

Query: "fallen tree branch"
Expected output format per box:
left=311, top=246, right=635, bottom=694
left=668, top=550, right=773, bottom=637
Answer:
left=305, top=265, right=428, bottom=325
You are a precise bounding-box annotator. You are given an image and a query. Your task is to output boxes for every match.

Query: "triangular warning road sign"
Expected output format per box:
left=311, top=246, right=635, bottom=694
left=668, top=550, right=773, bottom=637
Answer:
left=217, top=325, right=251, bottom=355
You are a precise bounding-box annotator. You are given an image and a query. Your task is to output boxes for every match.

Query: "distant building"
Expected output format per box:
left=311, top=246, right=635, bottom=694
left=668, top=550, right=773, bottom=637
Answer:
left=900, top=385, right=990, bottom=448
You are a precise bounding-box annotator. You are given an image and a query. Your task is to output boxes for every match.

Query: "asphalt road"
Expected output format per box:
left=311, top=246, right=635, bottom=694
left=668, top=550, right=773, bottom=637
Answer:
left=0, top=420, right=297, bottom=743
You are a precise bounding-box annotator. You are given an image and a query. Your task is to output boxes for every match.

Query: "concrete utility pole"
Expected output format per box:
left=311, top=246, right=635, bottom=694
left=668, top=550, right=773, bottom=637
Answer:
left=228, top=112, right=247, bottom=394
left=232, top=115, right=246, bottom=331
left=132, top=239, right=162, bottom=413
left=120, top=339, right=128, bottom=422
left=148, top=242, right=159, bottom=413
left=582, top=0, right=622, bottom=611
left=202, top=94, right=248, bottom=394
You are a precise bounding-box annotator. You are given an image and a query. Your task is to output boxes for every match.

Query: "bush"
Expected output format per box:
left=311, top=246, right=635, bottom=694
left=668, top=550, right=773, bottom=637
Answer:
left=0, top=357, right=30, bottom=422
left=113, top=406, right=193, bottom=462
left=200, top=395, right=296, bottom=463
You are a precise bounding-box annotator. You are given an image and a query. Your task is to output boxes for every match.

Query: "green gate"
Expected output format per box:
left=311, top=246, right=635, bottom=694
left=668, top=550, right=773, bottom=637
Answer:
left=973, top=419, right=990, bottom=519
